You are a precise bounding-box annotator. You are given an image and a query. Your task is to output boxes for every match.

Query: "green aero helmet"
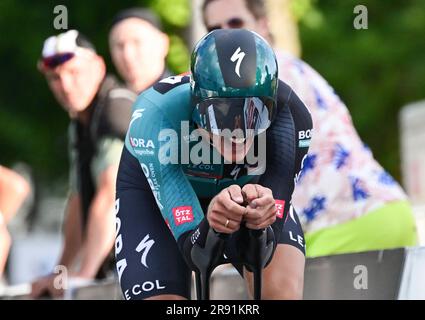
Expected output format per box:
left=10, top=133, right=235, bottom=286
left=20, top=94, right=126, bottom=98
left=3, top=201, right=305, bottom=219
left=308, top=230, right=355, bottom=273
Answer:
left=191, top=29, right=278, bottom=140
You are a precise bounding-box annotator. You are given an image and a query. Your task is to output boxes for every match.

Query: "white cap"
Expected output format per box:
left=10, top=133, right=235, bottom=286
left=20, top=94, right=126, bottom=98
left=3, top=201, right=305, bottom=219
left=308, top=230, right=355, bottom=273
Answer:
left=42, top=30, right=80, bottom=58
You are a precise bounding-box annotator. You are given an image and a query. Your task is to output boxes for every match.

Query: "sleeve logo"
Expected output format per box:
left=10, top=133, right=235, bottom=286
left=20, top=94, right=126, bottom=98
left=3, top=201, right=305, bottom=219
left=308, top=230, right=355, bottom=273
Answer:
left=275, top=200, right=286, bottom=219
left=172, top=206, right=194, bottom=226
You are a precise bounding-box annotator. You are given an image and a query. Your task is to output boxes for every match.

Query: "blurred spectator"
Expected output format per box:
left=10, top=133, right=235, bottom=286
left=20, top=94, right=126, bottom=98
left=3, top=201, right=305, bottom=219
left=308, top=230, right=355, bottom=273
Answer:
left=202, top=0, right=417, bottom=257
left=109, top=8, right=171, bottom=94
left=31, top=30, right=134, bottom=298
left=0, top=166, right=30, bottom=278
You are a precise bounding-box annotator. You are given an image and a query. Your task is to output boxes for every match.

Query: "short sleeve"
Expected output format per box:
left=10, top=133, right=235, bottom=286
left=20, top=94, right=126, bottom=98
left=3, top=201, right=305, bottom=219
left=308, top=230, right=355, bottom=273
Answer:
left=91, top=137, right=124, bottom=188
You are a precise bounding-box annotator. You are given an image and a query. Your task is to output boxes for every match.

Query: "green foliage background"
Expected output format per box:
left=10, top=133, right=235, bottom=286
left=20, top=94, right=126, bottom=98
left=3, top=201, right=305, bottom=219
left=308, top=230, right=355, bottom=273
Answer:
left=0, top=0, right=424, bottom=188
left=0, top=0, right=190, bottom=186
left=296, top=0, right=425, bottom=181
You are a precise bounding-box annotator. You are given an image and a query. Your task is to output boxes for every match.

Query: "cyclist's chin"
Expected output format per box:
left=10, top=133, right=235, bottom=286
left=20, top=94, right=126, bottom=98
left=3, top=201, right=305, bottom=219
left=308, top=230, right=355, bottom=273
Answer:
left=221, top=149, right=246, bottom=163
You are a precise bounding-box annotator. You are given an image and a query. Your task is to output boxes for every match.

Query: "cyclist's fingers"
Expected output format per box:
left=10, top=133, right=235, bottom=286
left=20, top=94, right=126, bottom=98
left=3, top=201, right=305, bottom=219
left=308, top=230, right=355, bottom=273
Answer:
left=245, top=215, right=276, bottom=230
left=227, top=185, right=244, bottom=204
left=241, top=184, right=259, bottom=203
left=219, top=193, right=247, bottom=217
left=209, top=195, right=245, bottom=223
left=218, top=203, right=245, bottom=222
left=255, top=185, right=273, bottom=198
left=227, top=211, right=245, bottom=222
left=244, top=204, right=277, bottom=224
left=243, top=206, right=261, bottom=222
left=250, top=193, right=276, bottom=208
left=224, top=218, right=240, bottom=232
left=210, top=216, right=240, bottom=234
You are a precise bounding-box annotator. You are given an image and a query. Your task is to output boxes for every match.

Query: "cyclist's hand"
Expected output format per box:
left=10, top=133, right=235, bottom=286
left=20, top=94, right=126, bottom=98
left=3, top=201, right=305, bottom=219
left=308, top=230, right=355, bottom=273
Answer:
left=207, top=185, right=246, bottom=234
left=242, top=184, right=277, bottom=230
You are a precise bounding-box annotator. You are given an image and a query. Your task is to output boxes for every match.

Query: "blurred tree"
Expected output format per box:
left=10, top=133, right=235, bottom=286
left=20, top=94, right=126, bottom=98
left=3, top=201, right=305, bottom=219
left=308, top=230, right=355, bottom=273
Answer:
left=0, top=0, right=190, bottom=188
left=266, top=0, right=301, bottom=57
left=297, top=0, right=425, bottom=181
left=0, top=0, right=423, bottom=188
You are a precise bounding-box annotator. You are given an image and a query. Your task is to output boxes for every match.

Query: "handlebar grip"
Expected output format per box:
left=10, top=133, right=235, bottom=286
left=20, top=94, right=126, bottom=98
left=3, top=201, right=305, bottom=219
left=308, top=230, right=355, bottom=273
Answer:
left=238, top=226, right=275, bottom=272
left=190, top=227, right=226, bottom=273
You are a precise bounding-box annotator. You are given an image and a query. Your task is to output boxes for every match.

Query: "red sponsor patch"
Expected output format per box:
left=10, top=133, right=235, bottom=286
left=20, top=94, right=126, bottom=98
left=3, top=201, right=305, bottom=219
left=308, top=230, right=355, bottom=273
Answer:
left=172, top=206, right=194, bottom=226
left=275, top=200, right=285, bottom=219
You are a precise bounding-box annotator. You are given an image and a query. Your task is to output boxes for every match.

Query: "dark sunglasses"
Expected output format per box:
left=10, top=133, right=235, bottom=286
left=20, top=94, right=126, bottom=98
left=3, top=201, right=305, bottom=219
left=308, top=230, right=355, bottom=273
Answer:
left=42, top=52, right=75, bottom=69
left=206, top=17, right=245, bottom=32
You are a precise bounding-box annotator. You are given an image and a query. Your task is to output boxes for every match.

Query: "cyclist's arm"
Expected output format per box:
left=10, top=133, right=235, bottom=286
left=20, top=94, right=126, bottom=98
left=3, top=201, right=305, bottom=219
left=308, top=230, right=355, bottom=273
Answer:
left=287, top=85, right=314, bottom=186
left=258, top=82, right=312, bottom=248
left=126, top=97, right=210, bottom=268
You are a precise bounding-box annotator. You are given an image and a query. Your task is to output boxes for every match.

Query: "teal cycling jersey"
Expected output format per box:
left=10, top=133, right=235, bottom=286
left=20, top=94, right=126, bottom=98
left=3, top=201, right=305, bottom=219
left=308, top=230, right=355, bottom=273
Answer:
left=125, top=74, right=312, bottom=242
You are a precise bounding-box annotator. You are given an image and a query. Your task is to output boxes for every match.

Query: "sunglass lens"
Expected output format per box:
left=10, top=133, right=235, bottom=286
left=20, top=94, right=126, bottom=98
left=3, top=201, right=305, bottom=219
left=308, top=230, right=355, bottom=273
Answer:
left=43, top=53, right=74, bottom=68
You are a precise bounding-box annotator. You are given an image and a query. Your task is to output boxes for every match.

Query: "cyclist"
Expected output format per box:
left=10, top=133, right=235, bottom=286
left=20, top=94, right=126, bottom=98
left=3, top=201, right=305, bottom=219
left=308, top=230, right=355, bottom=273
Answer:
left=202, top=0, right=417, bottom=257
left=115, top=29, right=312, bottom=300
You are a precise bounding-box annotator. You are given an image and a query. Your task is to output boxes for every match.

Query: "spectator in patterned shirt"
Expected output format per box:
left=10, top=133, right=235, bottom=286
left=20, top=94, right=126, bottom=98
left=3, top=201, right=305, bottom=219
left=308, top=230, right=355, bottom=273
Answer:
left=202, top=0, right=417, bottom=257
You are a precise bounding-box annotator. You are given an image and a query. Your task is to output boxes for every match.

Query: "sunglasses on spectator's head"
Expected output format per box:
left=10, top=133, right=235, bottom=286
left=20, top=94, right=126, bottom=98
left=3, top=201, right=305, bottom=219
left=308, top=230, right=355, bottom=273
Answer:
left=42, top=52, right=75, bottom=69
left=206, top=17, right=245, bottom=32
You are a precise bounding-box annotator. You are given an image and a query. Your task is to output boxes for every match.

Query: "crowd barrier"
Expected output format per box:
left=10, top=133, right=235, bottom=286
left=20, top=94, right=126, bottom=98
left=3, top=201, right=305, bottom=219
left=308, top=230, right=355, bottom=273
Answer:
left=1, top=246, right=424, bottom=300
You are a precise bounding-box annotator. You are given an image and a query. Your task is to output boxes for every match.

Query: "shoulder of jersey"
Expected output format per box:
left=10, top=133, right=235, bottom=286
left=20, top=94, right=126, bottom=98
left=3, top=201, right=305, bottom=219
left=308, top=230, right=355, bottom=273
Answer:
left=130, top=74, right=193, bottom=129
left=277, top=79, right=292, bottom=101
left=272, top=79, right=292, bottom=112
left=137, top=74, right=191, bottom=106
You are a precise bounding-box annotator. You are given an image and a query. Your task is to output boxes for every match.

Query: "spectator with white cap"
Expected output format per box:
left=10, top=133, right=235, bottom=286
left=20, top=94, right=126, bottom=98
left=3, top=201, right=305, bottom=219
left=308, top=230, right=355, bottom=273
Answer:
left=31, top=29, right=135, bottom=298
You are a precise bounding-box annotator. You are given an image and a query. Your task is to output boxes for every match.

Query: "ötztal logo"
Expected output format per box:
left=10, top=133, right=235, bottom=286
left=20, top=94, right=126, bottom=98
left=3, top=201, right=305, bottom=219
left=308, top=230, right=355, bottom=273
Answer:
left=275, top=200, right=285, bottom=219
left=172, top=206, right=194, bottom=226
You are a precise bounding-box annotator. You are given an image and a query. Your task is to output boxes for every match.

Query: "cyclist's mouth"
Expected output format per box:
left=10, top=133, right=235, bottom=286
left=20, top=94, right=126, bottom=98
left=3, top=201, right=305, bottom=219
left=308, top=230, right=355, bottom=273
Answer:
left=230, top=137, right=246, bottom=145
left=207, top=133, right=254, bottom=163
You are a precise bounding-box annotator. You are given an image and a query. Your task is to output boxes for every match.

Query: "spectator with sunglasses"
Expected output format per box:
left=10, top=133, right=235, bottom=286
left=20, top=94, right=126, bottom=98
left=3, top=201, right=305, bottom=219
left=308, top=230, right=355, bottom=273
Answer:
left=202, top=0, right=417, bottom=258
left=31, top=30, right=135, bottom=298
